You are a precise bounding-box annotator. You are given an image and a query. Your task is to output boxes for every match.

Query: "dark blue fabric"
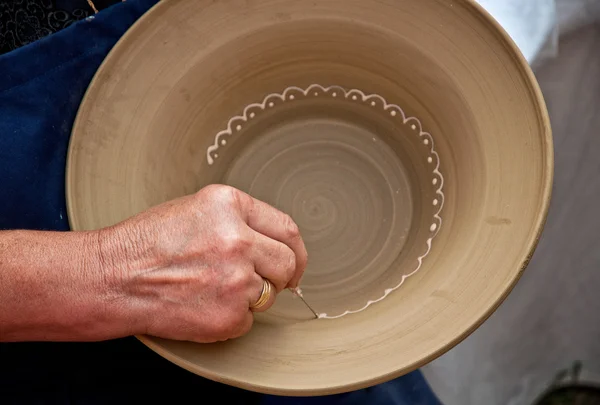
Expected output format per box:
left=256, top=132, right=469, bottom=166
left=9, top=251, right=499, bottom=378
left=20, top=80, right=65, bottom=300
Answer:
left=0, top=0, right=443, bottom=403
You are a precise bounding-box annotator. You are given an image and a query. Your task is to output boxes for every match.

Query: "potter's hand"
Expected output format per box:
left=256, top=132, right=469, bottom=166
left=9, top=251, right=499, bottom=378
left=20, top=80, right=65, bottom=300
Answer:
left=98, top=184, right=308, bottom=343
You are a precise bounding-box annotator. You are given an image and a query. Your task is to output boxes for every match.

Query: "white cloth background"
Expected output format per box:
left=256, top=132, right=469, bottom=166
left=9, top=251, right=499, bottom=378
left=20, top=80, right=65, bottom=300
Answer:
left=421, top=1, right=600, bottom=405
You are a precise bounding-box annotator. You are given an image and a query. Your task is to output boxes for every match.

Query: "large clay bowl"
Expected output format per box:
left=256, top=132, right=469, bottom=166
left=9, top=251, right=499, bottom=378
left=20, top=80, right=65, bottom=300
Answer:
left=66, top=0, right=553, bottom=396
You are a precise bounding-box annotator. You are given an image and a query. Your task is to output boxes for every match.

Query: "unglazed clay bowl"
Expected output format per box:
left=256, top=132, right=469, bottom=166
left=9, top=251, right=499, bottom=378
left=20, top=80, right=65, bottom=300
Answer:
left=66, top=0, right=553, bottom=396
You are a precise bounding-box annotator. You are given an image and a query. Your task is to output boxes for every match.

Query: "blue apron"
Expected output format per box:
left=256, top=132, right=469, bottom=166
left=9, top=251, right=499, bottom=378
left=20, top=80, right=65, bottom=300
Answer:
left=0, top=1, right=442, bottom=403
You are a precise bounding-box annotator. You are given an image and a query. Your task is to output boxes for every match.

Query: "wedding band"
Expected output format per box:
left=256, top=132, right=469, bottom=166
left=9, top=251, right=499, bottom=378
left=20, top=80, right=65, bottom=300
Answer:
left=251, top=278, right=272, bottom=310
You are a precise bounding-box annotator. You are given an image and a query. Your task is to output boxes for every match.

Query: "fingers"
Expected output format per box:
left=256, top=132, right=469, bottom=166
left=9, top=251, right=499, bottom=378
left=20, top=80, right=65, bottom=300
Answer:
left=236, top=191, right=308, bottom=288
left=228, top=311, right=254, bottom=340
left=248, top=274, right=276, bottom=313
left=250, top=231, right=296, bottom=292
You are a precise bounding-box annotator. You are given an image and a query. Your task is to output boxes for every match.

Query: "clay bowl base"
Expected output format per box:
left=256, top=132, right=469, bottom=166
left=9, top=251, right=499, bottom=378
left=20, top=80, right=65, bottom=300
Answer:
left=208, top=86, right=441, bottom=322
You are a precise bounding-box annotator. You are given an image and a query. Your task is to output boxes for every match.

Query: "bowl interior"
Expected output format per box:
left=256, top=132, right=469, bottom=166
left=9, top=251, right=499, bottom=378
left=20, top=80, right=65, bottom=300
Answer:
left=67, top=0, right=552, bottom=395
left=202, top=85, right=442, bottom=322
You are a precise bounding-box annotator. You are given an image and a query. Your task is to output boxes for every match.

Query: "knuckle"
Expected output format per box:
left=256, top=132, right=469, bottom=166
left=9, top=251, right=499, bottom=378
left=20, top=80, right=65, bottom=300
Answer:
left=281, top=247, right=297, bottom=279
left=226, top=268, right=254, bottom=293
left=202, top=183, right=230, bottom=195
left=282, top=214, right=300, bottom=240
left=202, top=184, right=237, bottom=204
left=217, top=230, right=252, bottom=257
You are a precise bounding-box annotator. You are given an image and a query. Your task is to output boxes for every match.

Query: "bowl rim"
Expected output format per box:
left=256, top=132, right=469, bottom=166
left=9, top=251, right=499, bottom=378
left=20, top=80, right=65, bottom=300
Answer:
left=65, top=0, right=554, bottom=396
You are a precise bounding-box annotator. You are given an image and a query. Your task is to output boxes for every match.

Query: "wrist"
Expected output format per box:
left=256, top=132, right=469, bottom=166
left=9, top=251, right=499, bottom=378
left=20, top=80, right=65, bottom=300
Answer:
left=90, top=225, right=156, bottom=337
left=0, top=229, right=151, bottom=342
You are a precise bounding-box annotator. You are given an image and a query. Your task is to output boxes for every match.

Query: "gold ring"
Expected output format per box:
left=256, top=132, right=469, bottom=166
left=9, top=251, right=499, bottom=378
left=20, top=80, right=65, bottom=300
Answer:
left=251, top=278, right=272, bottom=310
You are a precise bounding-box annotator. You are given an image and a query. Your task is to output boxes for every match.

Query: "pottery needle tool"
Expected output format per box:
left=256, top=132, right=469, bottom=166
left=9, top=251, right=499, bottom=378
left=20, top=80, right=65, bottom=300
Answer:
left=290, top=287, right=319, bottom=319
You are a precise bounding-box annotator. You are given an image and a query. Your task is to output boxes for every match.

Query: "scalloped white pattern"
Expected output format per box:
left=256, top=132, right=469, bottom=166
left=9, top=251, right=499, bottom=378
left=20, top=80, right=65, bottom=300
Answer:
left=206, top=84, right=444, bottom=319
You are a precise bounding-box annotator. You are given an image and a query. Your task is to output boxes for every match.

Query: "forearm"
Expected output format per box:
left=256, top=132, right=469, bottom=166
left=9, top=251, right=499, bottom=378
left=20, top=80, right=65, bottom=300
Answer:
left=0, top=229, right=140, bottom=342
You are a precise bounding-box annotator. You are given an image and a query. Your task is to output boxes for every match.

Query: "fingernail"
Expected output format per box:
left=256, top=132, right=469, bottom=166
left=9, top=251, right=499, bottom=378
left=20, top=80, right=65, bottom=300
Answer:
left=289, top=286, right=303, bottom=297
